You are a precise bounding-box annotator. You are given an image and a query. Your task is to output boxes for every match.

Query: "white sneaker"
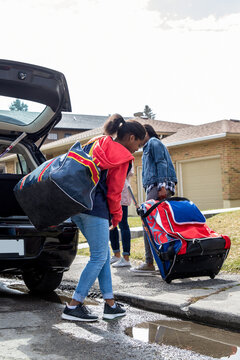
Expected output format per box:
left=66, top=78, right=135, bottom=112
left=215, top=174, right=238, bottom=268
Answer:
left=112, top=257, right=131, bottom=268
left=110, top=255, right=121, bottom=264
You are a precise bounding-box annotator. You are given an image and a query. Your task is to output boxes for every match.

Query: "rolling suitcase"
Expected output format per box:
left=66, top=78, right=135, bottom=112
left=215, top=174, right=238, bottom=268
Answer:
left=128, top=188, right=231, bottom=283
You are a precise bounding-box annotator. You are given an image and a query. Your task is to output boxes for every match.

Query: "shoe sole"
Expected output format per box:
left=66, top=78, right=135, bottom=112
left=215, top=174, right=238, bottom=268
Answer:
left=112, top=264, right=131, bottom=268
left=130, top=269, right=156, bottom=273
left=61, top=313, right=98, bottom=322
left=110, top=257, right=121, bottom=264
left=103, top=312, right=126, bottom=320
left=129, top=269, right=158, bottom=275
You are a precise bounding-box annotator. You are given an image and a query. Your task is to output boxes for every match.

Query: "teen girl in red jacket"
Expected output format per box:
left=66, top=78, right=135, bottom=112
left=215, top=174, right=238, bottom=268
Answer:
left=62, top=114, right=146, bottom=322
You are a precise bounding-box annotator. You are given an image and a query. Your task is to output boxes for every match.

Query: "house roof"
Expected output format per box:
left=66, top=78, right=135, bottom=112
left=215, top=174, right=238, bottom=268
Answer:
left=133, top=117, right=190, bottom=133
left=56, top=114, right=190, bottom=132
left=41, top=117, right=190, bottom=152
left=0, top=110, right=109, bottom=131
left=162, top=119, right=240, bottom=147
left=56, top=113, right=109, bottom=130
left=0, top=109, right=190, bottom=132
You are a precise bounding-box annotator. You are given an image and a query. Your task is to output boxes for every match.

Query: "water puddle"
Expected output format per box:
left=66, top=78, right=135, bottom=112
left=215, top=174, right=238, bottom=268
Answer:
left=125, top=319, right=240, bottom=359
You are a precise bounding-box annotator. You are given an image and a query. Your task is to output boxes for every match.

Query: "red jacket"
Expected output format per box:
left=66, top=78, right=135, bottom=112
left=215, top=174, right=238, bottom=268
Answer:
left=89, top=136, right=134, bottom=227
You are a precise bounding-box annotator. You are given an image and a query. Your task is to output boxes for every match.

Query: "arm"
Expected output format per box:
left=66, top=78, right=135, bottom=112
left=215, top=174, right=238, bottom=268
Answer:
left=150, top=139, right=168, bottom=180
left=149, top=139, right=168, bottom=199
left=106, top=162, right=129, bottom=228
left=125, top=162, right=134, bottom=186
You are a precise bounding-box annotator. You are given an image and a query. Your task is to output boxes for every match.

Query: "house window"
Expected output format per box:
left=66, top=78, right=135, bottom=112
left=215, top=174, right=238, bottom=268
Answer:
left=64, top=133, right=72, bottom=138
left=47, top=133, right=58, bottom=140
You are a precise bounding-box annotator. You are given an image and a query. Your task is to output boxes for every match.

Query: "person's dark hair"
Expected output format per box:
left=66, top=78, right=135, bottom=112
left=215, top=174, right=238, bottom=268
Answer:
left=104, top=113, right=146, bottom=141
left=144, top=124, right=160, bottom=139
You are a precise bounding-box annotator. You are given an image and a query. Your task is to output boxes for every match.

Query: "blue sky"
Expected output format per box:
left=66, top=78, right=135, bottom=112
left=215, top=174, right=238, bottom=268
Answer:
left=1, top=0, right=240, bottom=125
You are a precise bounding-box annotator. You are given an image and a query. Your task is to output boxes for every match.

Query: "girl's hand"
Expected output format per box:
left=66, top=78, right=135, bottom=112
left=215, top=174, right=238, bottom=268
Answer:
left=158, top=187, right=167, bottom=200
left=109, top=225, right=115, bottom=231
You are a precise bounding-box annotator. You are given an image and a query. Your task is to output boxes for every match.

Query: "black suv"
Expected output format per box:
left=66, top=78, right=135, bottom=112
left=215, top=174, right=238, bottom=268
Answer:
left=0, top=60, right=78, bottom=292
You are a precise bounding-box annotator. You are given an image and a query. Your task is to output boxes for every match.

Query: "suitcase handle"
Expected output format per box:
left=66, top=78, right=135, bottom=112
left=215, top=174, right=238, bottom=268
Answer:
left=127, top=185, right=144, bottom=216
left=142, top=196, right=190, bottom=218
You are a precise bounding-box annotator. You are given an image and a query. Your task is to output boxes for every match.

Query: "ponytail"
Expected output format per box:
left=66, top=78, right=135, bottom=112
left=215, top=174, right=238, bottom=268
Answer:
left=144, top=124, right=160, bottom=139
left=104, top=113, right=146, bottom=141
left=103, top=114, right=125, bottom=136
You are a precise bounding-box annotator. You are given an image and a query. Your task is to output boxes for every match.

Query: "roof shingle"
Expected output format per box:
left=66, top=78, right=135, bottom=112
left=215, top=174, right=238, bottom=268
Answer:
left=162, top=119, right=240, bottom=146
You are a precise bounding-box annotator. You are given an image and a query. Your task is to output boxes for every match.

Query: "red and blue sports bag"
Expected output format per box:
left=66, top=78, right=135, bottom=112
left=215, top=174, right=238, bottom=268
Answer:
left=14, top=141, right=100, bottom=230
left=139, top=197, right=231, bottom=283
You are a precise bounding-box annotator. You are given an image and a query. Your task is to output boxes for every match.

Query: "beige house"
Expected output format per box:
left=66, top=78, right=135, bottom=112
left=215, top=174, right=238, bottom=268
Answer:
left=162, top=119, right=240, bottom=210
left=2, top=117, right=240, bottom=213
left=124, top=119, right=240, bottom=212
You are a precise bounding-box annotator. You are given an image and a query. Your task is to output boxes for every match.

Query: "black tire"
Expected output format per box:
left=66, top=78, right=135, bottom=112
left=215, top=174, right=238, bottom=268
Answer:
left=165, top=278, right=172, bottom=284
left=22, top=269, right=63, bottom=293
left=209, top=273, right=215, bottom=279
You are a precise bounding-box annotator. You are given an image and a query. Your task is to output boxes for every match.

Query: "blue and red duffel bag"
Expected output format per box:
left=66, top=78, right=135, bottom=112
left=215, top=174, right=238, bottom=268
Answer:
left=14, top=141, right=100, bottom=230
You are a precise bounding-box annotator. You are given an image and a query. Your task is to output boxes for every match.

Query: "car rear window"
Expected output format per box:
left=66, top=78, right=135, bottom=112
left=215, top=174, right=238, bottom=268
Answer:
left=0, top=96, right=45, bottom=126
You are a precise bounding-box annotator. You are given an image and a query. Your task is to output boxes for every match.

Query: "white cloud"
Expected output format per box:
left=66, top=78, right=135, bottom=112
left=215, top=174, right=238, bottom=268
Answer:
left=1, top=0, right=240, bottom=124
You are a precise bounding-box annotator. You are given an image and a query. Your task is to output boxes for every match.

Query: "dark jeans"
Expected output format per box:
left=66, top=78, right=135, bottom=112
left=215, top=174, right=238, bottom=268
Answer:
left=110, top=205, right=131, bottom=256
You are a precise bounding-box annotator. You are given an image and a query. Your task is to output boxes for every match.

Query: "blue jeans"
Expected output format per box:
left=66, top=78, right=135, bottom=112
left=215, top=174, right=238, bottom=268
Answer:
left=110, top=205, right=131, bottom=256
left=71, top=213, right=113, bottom=303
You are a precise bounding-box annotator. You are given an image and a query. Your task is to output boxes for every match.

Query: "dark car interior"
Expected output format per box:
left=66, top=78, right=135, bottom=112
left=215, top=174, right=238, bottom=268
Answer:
left=0, top=174, right=25, bottom=217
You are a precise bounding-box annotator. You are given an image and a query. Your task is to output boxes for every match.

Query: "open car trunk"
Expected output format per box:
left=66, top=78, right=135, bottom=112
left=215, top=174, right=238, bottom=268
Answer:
left=0, top=60, right=79, bottom=293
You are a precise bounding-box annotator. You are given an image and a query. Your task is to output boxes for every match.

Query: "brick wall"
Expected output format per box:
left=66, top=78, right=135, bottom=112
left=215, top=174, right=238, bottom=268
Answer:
left=223, top=138, right=240, bottom=200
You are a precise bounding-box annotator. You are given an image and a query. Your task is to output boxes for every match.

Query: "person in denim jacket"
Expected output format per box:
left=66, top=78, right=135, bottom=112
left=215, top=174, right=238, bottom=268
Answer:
left=132, top=124, right=177, bottom=273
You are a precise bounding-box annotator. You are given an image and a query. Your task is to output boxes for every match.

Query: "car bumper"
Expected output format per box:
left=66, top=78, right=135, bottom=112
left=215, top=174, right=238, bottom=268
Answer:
left=0, top=218, right=78, bottom=273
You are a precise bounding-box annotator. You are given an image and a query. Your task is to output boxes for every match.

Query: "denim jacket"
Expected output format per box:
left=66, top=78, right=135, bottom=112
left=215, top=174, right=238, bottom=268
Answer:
left=142, top=137, right=177, bottom=189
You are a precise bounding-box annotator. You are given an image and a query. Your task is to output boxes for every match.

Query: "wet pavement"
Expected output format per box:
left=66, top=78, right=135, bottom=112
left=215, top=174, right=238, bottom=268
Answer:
left=63, top=255, right=240, bottom=331
left=1, top=275, right=240, bottom=360
left=1, top=253, right=240, bottom=360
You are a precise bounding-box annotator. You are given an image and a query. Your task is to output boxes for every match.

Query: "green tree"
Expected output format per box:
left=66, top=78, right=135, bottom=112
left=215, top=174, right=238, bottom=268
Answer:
left=9, top=99, right=28, bottom=111
left=143, top=105, right=155, bottom=119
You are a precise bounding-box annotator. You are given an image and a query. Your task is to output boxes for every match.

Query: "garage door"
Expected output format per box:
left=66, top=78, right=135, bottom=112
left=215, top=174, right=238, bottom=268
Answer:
left=180, top=157, right=223, bottom=210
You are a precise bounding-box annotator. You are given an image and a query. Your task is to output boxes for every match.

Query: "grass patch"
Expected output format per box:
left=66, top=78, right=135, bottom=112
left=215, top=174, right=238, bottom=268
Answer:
left=128, top=217, right=142, bottom=228
left=206, top=210, right=240, bottom=273
left=78, top=231, right=87, bottom=244
left=77, top=211, right=240, bottom=273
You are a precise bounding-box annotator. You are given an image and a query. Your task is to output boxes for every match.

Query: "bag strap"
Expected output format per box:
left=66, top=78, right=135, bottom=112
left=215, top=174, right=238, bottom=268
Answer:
left=142, top=199, right=166, bottom=218
left=83, top=139, right=101, bottom=167
left=142, top=196, right=190, bottom=218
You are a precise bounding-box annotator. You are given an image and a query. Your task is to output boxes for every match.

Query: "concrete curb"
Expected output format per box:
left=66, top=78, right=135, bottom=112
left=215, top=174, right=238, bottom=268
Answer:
left=63, top=256, right=240, bottom=332
left=114, top=283, right=240, bottom=331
